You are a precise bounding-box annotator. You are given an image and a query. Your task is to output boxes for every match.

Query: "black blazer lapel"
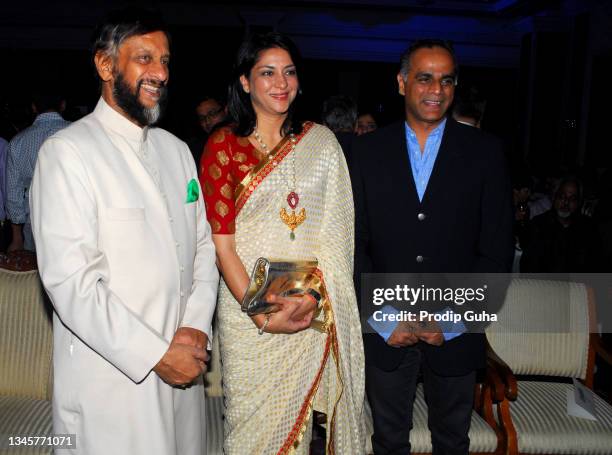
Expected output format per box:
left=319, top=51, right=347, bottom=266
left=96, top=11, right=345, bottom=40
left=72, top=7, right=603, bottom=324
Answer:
left=420, top=118, right=463, bottom=207
left=384, top=121, right=420, bottom=207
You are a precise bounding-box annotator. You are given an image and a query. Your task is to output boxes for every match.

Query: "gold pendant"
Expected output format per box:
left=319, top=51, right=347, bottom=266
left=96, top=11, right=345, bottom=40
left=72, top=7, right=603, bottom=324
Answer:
left=280, top=207, right=306, bottom=240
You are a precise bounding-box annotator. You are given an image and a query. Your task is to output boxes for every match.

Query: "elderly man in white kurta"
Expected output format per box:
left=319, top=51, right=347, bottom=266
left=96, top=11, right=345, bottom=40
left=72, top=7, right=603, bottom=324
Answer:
left=29, top=9, right=218, bottom=455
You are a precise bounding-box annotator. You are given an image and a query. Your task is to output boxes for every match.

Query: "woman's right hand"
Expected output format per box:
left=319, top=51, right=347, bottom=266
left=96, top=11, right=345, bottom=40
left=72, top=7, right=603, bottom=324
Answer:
left=251, top=296, right=314, bottom=334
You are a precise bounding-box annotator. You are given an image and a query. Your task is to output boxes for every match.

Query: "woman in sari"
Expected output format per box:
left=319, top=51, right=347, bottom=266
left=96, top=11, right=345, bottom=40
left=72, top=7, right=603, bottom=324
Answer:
left=200, top=32, right=365, bottom=454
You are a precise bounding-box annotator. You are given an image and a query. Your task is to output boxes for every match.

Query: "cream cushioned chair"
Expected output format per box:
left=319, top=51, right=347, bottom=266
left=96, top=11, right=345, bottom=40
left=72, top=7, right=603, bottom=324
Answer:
left=486, top=278, right=612, bottom=455
left=0, top=268, right=53, bottom=455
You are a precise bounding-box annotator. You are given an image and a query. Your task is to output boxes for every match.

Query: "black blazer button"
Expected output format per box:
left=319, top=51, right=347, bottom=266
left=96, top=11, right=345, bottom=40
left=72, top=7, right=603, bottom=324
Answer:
left=416, top=255, right=424, bottom=263
left=417, top=213, right=426, bottom=221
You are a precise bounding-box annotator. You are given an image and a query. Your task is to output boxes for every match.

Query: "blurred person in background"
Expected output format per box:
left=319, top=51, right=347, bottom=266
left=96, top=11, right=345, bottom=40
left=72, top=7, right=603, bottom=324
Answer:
left=452, top=84, right=486, bottom=129
left=356, top=111, right=378, bottom=135
left=520, top=176, right=603, bottom=272
left=0, top=136, right=8, bottom=251
left=321, top=94, right=358, bottom=160
left=5, top=91, right=69, bottom=252
left=188, top=94, right=226, bottom=168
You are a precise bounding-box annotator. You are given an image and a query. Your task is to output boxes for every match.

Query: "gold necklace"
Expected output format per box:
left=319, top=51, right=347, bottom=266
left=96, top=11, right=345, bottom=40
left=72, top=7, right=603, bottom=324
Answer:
left=253, top=128, right=306, bottom=240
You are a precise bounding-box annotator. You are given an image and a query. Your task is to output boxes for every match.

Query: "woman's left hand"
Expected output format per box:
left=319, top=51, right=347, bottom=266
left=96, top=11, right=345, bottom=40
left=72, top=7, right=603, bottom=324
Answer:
left=267, top=293, right=318, bottom=324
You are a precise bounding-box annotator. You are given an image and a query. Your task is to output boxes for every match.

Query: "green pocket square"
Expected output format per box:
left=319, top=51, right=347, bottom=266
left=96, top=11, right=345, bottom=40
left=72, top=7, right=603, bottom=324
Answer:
left=186, top=179, right=199, bottom=203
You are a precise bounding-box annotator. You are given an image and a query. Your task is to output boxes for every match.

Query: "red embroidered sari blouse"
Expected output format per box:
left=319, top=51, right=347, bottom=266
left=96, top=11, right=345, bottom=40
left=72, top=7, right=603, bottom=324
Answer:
left=199, top=127, right=262, bottom=234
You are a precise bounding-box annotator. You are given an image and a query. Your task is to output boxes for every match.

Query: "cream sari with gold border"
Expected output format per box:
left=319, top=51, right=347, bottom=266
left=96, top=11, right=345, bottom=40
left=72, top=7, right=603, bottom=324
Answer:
left=217, top=122, right=365, bottom=454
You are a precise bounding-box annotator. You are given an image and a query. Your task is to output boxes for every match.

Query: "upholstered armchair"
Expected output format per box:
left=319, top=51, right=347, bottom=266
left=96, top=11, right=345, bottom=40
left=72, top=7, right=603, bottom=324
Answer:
left=486, top=279, right=612, bottom=455
left=0, top=254, right=53, bottom=455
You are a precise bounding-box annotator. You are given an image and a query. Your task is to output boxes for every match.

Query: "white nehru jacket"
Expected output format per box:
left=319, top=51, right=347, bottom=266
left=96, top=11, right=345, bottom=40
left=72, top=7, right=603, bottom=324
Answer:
left=29, top=97, right=219, bottom=455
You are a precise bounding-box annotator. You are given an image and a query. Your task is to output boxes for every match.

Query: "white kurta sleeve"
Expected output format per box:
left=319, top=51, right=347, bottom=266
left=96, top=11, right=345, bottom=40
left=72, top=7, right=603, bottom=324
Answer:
left=29, top=136, right=169, bottom=383
left=180, top=178, right=219, bottom=347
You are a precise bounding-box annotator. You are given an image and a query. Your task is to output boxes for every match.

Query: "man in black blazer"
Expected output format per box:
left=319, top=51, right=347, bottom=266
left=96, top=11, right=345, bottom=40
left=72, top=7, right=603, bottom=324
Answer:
left=350, top=39, right=513, bottom=454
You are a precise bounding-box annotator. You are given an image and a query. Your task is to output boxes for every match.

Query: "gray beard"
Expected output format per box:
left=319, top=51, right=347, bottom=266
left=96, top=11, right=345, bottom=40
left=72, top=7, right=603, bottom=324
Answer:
left=143, top=103, right=161, bottom=125
left=112, top=72, right=166, bottom=126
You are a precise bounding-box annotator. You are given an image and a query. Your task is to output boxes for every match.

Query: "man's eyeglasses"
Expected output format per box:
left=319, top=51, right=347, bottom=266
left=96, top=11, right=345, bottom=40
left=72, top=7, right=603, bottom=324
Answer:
left=197, top=107, right=224, bottom=122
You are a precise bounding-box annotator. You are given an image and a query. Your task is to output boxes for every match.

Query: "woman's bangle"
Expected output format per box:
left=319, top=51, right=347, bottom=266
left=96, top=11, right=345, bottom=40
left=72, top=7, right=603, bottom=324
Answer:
left=258, top=314, right=271, bottom=335
left=305, top=289, right=322, bottom=310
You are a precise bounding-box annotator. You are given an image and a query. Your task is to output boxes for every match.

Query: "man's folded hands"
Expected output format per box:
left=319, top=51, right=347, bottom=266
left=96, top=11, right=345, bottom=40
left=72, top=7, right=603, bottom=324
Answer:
left=386, top=320, right=444, bottom=348
left=153, top=327, right=209, bottom=386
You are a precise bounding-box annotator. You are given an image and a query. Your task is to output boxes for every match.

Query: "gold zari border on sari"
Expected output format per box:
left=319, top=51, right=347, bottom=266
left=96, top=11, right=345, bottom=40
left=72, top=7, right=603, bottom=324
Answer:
left=277, top=270, right=344, bottom=455
left=235, top=123, right=314, bottom=215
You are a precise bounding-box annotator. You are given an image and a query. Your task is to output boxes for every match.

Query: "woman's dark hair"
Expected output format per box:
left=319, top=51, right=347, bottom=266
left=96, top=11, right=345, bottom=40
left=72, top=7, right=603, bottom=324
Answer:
left=228, top=32, right=304, bottom=137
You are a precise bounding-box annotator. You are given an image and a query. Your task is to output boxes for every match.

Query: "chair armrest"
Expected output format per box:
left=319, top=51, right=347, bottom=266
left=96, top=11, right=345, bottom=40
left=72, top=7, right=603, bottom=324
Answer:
left=477, top=356, right=518, bottom=455
left=486, top=340, right=518, bottom=401
left=594, top=335, right=612, bottom=366
left=483, top=361, right=506, bottom=403
left=0, top=251, right=37, bottom=271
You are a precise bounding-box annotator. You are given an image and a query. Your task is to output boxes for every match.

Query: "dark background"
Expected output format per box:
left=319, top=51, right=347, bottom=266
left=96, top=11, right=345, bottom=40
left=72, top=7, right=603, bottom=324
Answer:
left=1, top=0, right=611, bottom=176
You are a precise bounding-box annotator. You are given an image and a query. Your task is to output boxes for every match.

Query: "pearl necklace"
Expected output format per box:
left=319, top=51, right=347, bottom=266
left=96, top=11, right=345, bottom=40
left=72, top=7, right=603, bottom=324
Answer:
left=252, top=128, right=270, bottom=153
left=253, top=127, right=305, bottom=240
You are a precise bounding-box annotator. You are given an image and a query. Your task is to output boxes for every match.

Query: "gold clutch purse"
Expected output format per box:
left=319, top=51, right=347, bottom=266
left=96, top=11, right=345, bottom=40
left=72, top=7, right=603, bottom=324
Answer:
left=241, top=257, right=319, bottom=316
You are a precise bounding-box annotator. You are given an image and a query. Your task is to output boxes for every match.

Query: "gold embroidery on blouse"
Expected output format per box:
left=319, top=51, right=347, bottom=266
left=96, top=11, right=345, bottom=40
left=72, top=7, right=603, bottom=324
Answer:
left=220, top=183, right=232, bottom=199
left=204, top=180, right=214, bottom=196
left=209, top=163, right=222, bottom=180
left=213, top=130, right=226, bottom=143
left=215, top=200, right=229, bottom=217
left=216, top=150, right=229, bottom=166
left=234, top=152, right=247, bottom=163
